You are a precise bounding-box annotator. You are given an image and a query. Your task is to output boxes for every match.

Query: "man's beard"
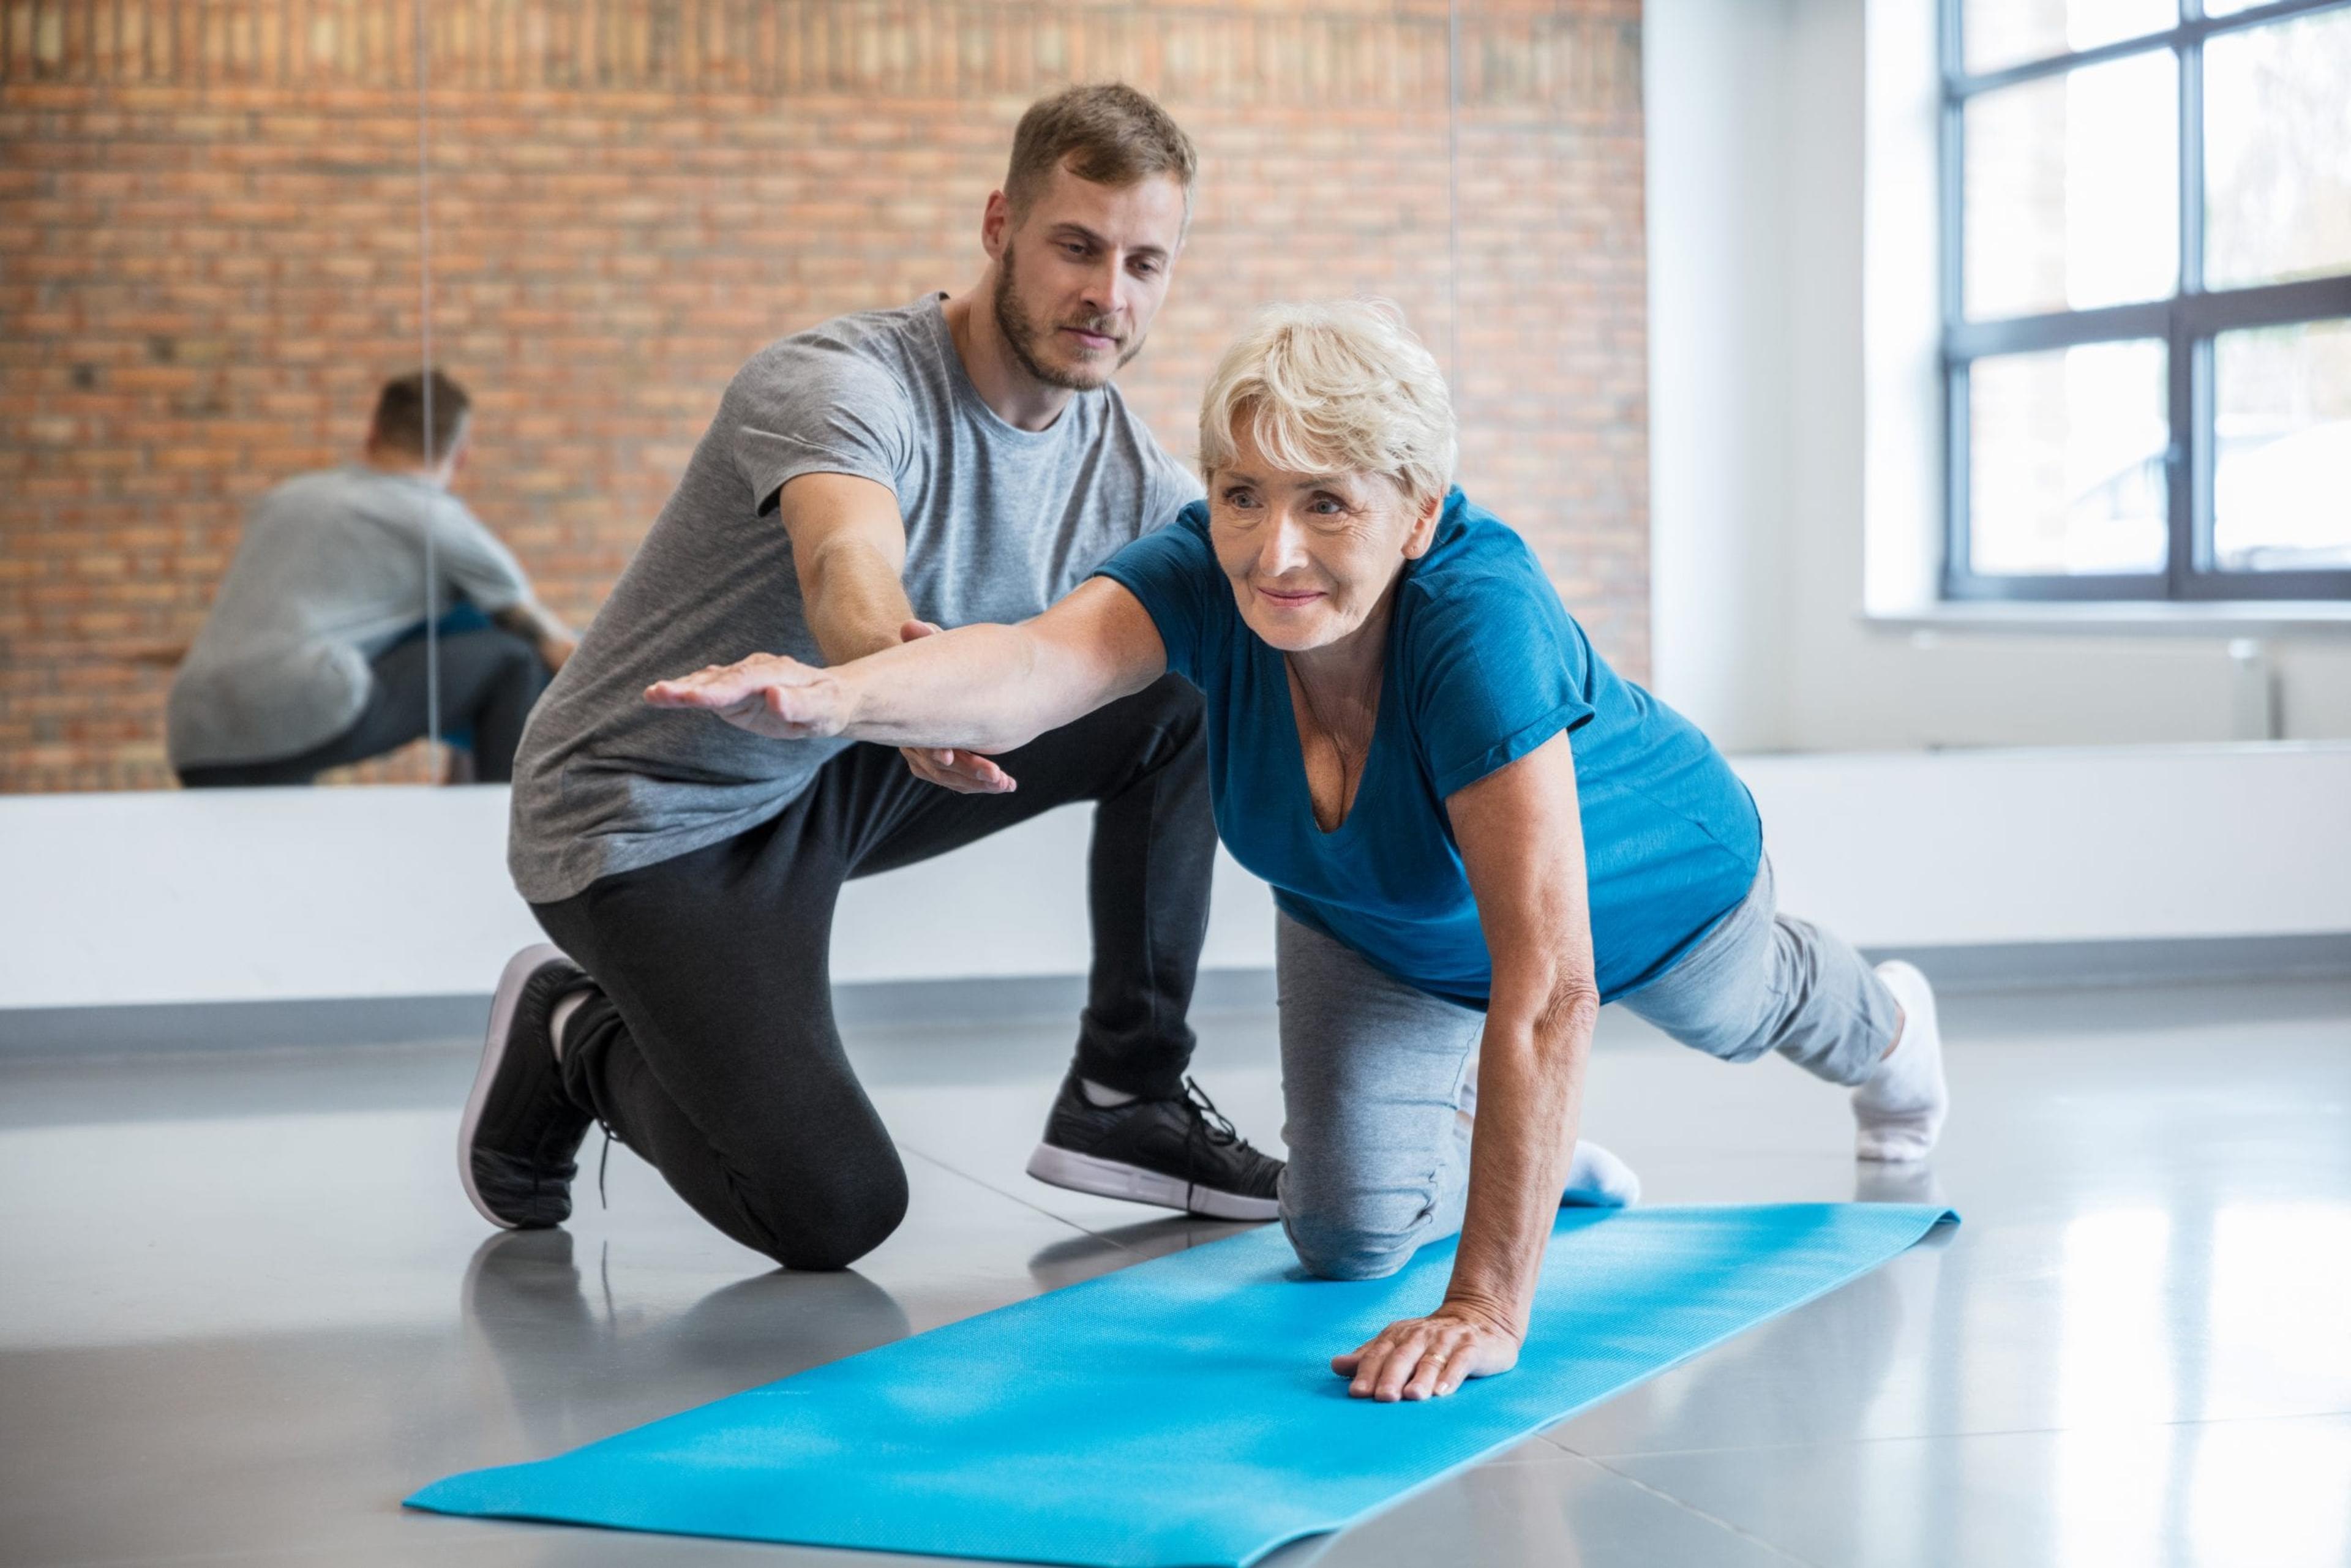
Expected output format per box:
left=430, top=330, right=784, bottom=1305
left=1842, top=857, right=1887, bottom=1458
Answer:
left=992, top=242, right=1146, bottom=392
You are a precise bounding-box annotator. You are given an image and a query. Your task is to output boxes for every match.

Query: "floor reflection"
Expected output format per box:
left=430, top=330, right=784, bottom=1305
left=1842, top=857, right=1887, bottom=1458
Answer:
left=458, top=1229, right=914, bottom=1456
left=1024, top=1215, right=1261, bottom=1292
left=1853, top=1161, right=1947, bottom=1208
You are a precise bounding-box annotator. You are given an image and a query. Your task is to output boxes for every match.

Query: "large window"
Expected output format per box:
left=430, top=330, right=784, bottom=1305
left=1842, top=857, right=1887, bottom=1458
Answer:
left=1941, top=0, right=2351, bottom=602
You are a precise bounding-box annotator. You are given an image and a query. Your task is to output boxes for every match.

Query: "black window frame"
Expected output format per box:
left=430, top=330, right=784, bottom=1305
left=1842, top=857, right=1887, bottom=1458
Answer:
left=1940, top=0, right=2351, bottom=603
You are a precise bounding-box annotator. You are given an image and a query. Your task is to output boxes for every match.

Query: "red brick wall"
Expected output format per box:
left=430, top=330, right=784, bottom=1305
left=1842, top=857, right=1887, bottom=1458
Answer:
left=1, top=0, right=1648, bottom=793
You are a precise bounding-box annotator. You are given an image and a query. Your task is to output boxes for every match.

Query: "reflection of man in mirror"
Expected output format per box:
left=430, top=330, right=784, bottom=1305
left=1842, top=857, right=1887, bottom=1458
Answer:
left=167, top=370, right=577, bottom=787
left=467, top=84, right=1282, bottom=1269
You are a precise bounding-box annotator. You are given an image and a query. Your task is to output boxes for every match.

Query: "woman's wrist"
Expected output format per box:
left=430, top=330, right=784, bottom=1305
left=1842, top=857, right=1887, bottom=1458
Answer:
left=826, top=662, right=871, bottom=738
left=1436, top=1285, right=1528, bottom=1342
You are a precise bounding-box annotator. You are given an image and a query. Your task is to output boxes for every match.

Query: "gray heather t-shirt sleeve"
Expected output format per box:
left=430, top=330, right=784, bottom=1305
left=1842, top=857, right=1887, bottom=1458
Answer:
left=1144, top=439, right=1205, bottom=530
left=430, top=496, right=532, bottom=613
left=729, top=341, right=918, bottom=517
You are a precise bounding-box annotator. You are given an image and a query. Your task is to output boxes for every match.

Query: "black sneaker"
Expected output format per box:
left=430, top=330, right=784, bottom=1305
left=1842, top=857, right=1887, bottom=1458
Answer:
left=460, top=944, right=595, bottom=1231
left=1025, top=1071, right=1283, bottom=1221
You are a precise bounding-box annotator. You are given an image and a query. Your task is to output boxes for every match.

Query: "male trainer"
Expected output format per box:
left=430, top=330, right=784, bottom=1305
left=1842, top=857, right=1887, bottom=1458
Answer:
left=460, top=84, right=1281, bottom=1270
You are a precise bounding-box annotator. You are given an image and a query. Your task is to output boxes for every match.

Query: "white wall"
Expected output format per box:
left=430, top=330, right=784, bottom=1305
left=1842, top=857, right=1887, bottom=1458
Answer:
left=5, top=750, right=2346, bottom=1014
left=0, top=787, right=1271, bottom=1012
left=1742, top=745, right=2351, bottom=946
left=1642, top=0, right=1793, bottom=752
left=1643, top=0, right=2351, bottom=750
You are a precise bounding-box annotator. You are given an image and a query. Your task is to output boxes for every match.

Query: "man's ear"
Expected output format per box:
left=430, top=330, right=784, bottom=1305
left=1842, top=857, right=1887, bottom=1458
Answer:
left=980, top=189, right=1013, bottom=261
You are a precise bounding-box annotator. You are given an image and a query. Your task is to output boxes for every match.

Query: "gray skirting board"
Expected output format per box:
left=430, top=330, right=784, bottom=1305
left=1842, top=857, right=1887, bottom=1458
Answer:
left=2, top=935, right=2345, bottom=1060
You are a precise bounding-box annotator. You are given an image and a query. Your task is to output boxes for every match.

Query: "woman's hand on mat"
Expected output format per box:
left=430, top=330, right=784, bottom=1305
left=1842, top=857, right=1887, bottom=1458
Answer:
left=894, top=620, right=1016, bottom=793
left=1332, top=1302, right=1522, bottom=1401
left=644, top=655, right=849, bottom=740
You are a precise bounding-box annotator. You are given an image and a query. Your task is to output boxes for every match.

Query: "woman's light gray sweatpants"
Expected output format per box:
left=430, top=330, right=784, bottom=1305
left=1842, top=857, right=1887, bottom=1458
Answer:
left=1275, top=855, right=1899, bottom=1282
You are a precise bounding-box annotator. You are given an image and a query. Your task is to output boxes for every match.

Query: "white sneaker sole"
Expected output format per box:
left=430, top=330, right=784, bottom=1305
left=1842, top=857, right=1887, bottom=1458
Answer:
left=1024, top=1142, right=1280, bottom=1222
left=458, top=943, right=569, bottom=1231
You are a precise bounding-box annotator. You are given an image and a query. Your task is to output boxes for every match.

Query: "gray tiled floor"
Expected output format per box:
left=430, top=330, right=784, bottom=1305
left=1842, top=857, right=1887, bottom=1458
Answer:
left=2, top=978, right=2347, bottom=1568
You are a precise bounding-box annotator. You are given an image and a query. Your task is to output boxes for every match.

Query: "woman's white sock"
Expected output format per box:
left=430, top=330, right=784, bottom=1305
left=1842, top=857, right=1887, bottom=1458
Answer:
left=1562, top=1139, right=1641, bottom=1207
left=1854, top=961, right=1948, bottom=1162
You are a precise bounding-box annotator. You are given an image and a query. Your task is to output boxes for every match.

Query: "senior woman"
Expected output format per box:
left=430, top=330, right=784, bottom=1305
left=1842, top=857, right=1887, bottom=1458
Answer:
left=647, top=301, right=1948, bottom=1403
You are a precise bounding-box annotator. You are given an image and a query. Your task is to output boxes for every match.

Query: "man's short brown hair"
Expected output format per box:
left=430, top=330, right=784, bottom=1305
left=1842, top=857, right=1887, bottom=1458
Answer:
left=1003, top=83, right=1197, bottom=220
left=370, top=369, right=471, bottom=460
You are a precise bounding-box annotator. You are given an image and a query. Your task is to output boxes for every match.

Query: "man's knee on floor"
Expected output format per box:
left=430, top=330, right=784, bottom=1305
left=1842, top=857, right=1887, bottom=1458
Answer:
left=748, top=1165, right=909, bottom=1273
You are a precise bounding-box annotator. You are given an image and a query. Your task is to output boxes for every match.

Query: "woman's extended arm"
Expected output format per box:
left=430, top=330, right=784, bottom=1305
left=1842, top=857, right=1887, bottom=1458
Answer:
left=643, top=577, right=1169, bottom=767
left=1333, top=729, right=1600, bottom=1400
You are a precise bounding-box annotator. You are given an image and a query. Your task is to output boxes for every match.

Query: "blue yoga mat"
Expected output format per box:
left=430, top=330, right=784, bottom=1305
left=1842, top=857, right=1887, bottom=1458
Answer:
left=410, top=1202, right=1955, bottom=1566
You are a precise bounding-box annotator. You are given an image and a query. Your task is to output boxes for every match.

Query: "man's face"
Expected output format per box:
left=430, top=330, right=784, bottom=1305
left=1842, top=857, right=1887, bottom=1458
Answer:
left=988, top=160, right=1187, bottom=392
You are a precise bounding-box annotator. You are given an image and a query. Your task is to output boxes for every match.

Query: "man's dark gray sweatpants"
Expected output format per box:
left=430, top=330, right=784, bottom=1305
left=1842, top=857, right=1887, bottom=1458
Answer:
left=529, top=673, right=1217, bottom=1272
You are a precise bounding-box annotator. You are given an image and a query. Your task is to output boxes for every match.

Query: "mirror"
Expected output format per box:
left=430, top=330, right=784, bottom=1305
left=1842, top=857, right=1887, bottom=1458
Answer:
left=1, top=0, right=1647, bottom=793
left=0, top=0, right=484, bottom=792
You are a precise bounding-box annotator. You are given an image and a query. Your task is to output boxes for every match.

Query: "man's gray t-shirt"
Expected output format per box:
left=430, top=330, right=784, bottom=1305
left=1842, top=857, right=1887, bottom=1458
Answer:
left=167, top=465, right=533, bottom=769
left=508, top=294, right=1201, bottom=904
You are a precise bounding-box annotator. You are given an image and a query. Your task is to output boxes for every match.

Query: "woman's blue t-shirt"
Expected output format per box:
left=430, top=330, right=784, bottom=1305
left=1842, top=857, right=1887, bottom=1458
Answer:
left=1094, top=490, right=1763, bottom=1008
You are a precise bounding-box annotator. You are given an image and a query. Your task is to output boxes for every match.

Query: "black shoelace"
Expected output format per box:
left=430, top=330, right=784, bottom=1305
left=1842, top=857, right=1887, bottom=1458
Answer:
left=1181, top=1077, right=1245, bottom=1149
left=1179, top=1076, right=1257, bottom=1207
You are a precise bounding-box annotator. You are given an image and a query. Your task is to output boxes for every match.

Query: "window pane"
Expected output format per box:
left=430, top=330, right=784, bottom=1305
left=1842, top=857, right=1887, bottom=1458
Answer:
left=2204, top=11, right=2351, bottom=290
left=2213, top=320, right=2351, bottom=572
left=1969, top=341, right=2170, bottom=575
left=1962, top=0, right=2174, bottom=75
left=1964, top=51, right=2179, bottom=320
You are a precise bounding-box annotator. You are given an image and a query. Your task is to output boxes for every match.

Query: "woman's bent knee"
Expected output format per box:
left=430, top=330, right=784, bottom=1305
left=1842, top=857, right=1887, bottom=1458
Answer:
left=1283, top=1207, right=1430, bottom=1282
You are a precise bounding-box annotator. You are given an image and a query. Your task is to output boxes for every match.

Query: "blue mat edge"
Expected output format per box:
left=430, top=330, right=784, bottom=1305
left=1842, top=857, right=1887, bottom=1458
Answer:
left=404, top=1203, right=1962, bottom=1566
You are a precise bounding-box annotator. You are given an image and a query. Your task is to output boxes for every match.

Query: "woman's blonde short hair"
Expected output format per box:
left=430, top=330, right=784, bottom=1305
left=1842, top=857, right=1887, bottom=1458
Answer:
left=1198, top=299, right=1458, bottom=509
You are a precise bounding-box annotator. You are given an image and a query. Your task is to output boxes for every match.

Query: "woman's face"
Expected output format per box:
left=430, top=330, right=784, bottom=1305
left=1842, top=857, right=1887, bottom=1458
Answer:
left=1207, top=426, right=1441, bottom=657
